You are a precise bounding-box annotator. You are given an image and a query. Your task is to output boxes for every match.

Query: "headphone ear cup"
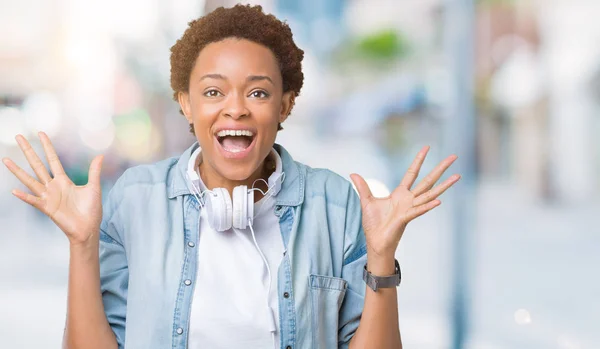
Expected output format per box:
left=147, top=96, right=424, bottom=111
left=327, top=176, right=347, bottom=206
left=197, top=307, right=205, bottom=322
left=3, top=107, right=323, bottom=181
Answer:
left=247, top=189, right=254, bottom=225
left=232, top=186, right=246, bottom=230
left=206, top=187, right=232, bottom=231
left=233, top=186, right=255, bottom=230
left=220, top=188, right=233, bottom=231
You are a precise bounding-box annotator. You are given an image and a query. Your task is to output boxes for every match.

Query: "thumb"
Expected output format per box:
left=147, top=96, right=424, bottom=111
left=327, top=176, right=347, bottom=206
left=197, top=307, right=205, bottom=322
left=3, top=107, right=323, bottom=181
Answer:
left=350, top=173, right=373, bottom=205
left=88, top=155, right=104, bottom=187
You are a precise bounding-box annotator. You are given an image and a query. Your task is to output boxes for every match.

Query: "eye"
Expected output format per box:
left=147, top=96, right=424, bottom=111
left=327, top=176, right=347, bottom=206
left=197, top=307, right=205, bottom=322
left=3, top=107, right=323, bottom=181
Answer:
left=249, top=90, right=270, bottom=99
left=203, top=89, right=222, bottom=98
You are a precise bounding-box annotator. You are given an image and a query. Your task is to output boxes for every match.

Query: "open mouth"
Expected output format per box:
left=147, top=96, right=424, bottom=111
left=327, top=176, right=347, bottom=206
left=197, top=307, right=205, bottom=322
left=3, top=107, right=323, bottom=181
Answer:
left=215, top=129, right=256, bottom=154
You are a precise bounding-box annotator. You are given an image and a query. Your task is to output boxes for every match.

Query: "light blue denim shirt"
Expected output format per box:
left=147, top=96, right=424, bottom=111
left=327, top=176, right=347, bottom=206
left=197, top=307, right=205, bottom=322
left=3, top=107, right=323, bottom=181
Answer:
left=99, top=142, right=367, bottom=349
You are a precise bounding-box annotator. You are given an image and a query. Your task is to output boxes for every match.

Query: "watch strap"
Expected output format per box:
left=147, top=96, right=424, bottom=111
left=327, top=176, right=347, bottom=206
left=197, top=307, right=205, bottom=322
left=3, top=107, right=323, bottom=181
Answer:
left=363, top=259, right=401, bottom=292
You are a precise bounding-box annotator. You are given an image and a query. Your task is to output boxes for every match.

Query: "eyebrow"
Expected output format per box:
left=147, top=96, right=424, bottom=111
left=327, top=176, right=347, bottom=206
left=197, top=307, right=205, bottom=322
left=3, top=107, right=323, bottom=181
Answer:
left=247, top=75, right=274, bottom=85
left=199, top=74, right=274, bottom=85
left=199, top=74, right=226, bottom=82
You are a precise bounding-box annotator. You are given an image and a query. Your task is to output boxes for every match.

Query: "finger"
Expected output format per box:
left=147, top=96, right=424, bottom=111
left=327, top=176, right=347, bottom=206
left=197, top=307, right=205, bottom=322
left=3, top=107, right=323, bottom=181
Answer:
left=398, top=146, right=429, bottom=190
left=403, top=199, right=441, bottom=223
left=413, top=174, right=461, bottom=206
left=38, top=132, right=66, bottom=177
left=2, top=158, right=46, bottom=195
left=350, top=173, right=374, bottom=204
left=87, top=155, right=104, bottom=188
left=15, top=134, right=52, bottom=184
left=412, top=154, right=458, bottom=197
left=11, top=189, right=45, bottom=211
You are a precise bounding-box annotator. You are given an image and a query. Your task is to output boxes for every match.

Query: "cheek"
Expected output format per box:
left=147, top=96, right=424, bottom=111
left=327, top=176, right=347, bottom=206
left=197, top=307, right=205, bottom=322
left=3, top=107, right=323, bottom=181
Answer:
left=257, top=121, right=279, bottom=146
left=192, top=102, right=219, bottom=119
left=256, top=102, right=282, bottom=122
left=191, top=105, right=221, bottom=134
left=256, top=110, right=280, bottom=131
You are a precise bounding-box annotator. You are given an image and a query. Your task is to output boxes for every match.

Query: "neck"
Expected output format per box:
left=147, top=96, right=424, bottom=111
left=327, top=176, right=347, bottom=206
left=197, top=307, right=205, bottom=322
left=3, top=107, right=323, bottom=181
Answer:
left=197, top=156, right=274, bottom=203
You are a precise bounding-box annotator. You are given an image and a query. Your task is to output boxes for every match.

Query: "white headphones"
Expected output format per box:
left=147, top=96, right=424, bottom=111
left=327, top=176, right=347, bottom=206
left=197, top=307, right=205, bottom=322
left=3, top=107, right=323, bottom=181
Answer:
left=185, top=146, right=285, bottom=231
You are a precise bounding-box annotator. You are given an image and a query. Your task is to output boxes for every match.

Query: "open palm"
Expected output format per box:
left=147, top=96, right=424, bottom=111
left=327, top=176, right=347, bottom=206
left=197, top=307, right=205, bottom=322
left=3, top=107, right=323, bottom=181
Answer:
left=2, top=132, right=104, bottom=245
left=350, top=146, right=460, bottom=258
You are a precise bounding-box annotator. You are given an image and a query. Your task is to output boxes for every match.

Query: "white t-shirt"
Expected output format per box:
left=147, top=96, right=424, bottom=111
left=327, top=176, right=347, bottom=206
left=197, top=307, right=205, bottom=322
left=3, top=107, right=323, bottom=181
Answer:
left=188, top=159, right=285, bottom=348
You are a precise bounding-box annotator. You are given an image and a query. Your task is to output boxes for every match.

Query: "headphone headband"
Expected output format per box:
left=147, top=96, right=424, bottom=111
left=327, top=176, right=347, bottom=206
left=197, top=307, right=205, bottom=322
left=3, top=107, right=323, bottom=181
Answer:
left=187, top=145, right=203, bottom=182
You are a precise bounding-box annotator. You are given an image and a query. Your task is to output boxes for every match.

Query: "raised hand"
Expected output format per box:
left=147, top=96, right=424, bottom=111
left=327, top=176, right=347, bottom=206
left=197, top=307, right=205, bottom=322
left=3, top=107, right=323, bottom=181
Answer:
left=2, top=132, right=104, bottom=246
left=350, top=146, right=460, bottom=259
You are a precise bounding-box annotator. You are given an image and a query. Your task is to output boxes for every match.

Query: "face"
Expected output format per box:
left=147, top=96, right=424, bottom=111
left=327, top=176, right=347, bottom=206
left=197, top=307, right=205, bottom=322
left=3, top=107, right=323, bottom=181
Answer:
left=178, top=38, right=293, bottom=185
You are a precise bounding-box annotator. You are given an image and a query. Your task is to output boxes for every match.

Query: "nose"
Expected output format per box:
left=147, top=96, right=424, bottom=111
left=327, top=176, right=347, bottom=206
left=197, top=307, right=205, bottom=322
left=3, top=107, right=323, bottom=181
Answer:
left=223, top=93, right=249, bottom=120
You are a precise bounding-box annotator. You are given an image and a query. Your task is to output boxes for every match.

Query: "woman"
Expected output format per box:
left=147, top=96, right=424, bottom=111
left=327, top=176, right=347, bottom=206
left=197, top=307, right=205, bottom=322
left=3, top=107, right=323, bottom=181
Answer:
left=2, top=4, right=459, bottom=349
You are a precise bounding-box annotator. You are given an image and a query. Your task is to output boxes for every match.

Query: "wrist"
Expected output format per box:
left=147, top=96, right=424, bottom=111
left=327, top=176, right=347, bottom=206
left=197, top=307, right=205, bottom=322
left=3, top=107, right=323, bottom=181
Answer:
left=70, top=237, right=99, bottom=256
left=366, top=253, right=397, bottom=276
left=69, top=246, right=99, bottom=266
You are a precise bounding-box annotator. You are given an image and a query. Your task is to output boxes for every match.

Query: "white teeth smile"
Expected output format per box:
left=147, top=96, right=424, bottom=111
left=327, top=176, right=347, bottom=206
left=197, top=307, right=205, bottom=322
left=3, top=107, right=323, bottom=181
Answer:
left=216, top=129, right=254, bottom=137
left=216, top=129, right=255, bottom=154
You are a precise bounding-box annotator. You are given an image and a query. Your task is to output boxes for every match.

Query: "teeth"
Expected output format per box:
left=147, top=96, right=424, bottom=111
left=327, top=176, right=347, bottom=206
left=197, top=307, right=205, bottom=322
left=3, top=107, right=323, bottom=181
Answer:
left=217, top=129, right=254, bottom=137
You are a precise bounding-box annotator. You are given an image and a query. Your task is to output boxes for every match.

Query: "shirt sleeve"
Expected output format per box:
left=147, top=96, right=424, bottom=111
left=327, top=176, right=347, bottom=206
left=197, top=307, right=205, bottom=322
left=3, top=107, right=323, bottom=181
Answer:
left=99, top=172, right=130, bottom=348
left=338, top=183, right=368, bottom=348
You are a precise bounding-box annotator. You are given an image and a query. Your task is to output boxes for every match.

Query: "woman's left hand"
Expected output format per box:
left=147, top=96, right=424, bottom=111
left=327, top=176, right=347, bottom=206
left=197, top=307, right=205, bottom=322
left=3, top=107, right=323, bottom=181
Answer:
left=350, top=146, right=461, bottom=261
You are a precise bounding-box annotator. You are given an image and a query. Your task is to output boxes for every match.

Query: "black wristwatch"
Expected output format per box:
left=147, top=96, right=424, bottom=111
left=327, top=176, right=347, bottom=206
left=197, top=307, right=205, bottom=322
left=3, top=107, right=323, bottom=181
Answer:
left=362, top=259, right=401, bottom=292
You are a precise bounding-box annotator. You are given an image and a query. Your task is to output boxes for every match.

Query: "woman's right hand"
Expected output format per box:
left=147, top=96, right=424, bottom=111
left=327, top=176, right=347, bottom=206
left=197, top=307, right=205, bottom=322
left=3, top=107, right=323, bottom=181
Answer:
left=2, top=132, right=104, bottom=247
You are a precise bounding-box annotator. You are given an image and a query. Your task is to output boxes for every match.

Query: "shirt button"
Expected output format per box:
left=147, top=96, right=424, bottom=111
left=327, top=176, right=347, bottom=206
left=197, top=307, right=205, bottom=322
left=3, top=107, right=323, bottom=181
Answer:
left=283, top=292, right=290, bottom=298
left=176, top=327, right=183, bottom=335
left=188, top=241, right=195, bottom=248
left=184, top=279, right=192, bottom=286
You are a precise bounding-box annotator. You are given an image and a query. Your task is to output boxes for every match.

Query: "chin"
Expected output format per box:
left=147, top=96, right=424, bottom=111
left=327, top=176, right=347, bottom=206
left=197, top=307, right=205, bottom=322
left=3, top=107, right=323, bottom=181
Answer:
left=216, top=162, right=258, bottom=182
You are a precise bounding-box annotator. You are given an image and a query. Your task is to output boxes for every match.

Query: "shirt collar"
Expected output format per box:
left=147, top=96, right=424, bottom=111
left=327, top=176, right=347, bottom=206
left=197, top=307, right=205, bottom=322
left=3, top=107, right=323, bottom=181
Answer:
left=167, top=141, right=304, bottom=207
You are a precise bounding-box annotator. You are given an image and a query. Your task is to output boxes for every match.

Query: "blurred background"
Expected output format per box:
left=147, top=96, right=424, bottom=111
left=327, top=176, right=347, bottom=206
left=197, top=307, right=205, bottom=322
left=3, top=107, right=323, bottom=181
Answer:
left=1, top=0, right=599, bottom=348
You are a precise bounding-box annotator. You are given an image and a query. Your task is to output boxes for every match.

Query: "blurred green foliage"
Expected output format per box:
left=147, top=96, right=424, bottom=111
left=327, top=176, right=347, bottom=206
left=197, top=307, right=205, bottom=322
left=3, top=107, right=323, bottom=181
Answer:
left=356, top=29, right=408, bottom=60
left=332, top=28, right=410, bottom=69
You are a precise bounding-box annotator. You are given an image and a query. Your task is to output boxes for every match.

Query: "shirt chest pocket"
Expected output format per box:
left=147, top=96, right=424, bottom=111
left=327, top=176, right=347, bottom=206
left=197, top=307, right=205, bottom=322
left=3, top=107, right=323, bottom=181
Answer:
left=309, top=274, right=348, bottom=349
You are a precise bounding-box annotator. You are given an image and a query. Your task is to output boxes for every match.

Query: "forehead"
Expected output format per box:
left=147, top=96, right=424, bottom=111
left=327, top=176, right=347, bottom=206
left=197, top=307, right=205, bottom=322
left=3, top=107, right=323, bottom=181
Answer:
left=192, top=38, right=282, bottom=85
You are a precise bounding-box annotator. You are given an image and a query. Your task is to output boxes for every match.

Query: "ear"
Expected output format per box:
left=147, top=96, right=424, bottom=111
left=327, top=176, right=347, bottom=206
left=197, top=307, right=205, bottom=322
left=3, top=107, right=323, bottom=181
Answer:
left=178, top=91, right=193, bottom=123
left=279, top=91, right=295, bottom=124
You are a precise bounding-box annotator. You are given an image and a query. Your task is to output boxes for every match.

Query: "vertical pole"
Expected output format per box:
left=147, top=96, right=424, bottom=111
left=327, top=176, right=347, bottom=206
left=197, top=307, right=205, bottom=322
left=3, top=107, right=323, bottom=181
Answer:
left=444, top=0, right=476, bottom=348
